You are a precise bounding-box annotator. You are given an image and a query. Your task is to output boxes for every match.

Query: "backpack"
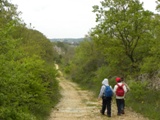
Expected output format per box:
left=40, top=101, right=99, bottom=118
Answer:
left=116, top=84, right=125, bottom=96
left=104, top=86, right=113, bottom=97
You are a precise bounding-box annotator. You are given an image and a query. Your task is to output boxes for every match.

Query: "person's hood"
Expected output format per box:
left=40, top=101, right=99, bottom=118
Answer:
left=102, top=78, right=109, bottom=86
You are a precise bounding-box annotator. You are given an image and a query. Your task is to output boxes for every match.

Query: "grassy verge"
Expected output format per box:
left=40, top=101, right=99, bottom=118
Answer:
left=126, top=81, right=160, bottom=120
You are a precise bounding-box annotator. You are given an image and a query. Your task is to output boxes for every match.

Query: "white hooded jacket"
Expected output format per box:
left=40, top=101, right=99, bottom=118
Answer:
left=98, top=78, right=113, bottom=98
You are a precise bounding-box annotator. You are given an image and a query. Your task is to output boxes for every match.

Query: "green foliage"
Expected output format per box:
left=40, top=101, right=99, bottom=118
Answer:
left=0, top=38, right=59, bottom=120
left=140, top=16, right=160, bottom=74
left=126, top=81, right=160, bottom=120
left=12, top=27, right=56, bottom=63
left=127, top=81, right=148, bottom=101
left=91, top=66, right=114, bottom=95
left=69, top=40, right=105, bottom=87
left=0, top=1, right=60, bottom=119
left=92, top=0, right=154, bottom=73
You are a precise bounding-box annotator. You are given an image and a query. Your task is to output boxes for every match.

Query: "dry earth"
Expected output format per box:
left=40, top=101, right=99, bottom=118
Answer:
left=48, top=64, right=149, bottom=120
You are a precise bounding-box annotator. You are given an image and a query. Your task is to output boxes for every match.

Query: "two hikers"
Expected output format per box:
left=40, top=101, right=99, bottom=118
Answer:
left=98, top=77, right=128, bottom=117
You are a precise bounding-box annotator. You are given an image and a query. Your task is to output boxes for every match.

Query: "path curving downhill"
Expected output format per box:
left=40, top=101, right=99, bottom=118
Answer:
left=48, top=64, right=149, bottom=120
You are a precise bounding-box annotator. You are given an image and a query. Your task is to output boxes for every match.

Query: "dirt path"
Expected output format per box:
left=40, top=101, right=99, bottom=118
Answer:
left=48, top=64, right=149, bottom=120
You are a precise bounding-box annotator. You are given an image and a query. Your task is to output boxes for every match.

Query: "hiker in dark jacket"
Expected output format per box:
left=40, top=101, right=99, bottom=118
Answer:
left=113, top=77, right=127, bottom=116
left=121, top=77, right=130, bottom=110
left=98, top=78, right=113, bottom=117
left=121, top=77, right=130, bottom=92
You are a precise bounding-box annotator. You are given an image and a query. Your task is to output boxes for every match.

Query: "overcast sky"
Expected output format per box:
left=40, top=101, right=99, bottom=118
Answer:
left=10, top=0, right=157, bottom=39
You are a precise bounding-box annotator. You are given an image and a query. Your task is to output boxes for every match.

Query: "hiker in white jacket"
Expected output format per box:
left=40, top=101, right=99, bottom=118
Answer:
left=98, top=78, right=113, bottom=117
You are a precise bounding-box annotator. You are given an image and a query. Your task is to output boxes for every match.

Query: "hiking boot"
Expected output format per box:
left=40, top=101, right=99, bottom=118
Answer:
left=100, top=110, right=104, bottom=115
left=107, top=114, right=111, bottom=117
left=121, top=110, right=125, bottom=114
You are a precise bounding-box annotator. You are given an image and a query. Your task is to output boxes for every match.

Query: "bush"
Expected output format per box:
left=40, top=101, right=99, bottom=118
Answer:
left=0, top=53, right=60, bottom=120
left=126, top=81, right=160, bottom=120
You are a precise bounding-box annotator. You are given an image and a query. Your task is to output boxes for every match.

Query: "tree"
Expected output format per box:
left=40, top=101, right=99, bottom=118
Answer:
left=156, top=0, right=160, bottom=11
left=92, top=0, right=153, bottom=71
left=0, top=0, right=20, bottom=27
left=140, top=14, right=160, bottom=74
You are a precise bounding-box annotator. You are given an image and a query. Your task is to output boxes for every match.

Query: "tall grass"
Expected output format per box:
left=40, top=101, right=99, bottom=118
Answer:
left=126, top=81, right=160, bottom=120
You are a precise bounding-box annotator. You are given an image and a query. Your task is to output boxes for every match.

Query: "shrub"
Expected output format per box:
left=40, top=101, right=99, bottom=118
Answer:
left=126, top=81, right=160, bottom=120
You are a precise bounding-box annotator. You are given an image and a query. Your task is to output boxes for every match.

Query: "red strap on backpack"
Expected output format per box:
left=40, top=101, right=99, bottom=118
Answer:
left=117, top=84, right=124, bottom=88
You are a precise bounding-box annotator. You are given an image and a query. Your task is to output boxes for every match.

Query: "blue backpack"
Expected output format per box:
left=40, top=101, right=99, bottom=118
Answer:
left=104, top=86, right=113, bottom=97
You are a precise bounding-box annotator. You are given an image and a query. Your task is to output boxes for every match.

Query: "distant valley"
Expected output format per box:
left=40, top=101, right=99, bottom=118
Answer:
left=50, top=38, right=84, bottom=44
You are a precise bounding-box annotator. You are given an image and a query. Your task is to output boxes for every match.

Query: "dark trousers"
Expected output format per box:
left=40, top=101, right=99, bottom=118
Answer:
left=116, top=99, right=124, bottom=114
left=122, top=99, right=125, bottom=109
left=101, top=97, right=112, bottom=116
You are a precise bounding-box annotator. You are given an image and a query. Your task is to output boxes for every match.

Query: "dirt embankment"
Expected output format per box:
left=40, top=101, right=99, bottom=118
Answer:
left=48, top=64, right=149, bottom=120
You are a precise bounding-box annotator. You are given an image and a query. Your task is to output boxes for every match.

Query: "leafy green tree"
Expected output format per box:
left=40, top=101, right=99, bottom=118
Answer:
left=140, top=14, right=160, bottom=74
left=156, top=0, right=160, bottom=11
left=0, top=0, right=20, bottom=29
left=92, top=0, right=154, bottom=72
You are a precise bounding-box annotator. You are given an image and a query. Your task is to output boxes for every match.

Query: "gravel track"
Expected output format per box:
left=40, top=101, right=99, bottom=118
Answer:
left=48, top=65, right=149, bottom=120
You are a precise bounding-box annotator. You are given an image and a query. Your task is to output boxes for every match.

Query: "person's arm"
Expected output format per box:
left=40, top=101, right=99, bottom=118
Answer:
left=123, top=82, right=130, bottom=92
left=113, top=85, right=117, bottom=94
left=98, top=86, right=105, bottom=98
left=125, top=83, right=130, bottom=91
left=109, top=85, right=114, bottom=96
left=123, top=85, right=127, bottom=93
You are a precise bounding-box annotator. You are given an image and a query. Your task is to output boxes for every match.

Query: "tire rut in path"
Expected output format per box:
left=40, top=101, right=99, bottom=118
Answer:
left=48, top=66, right=149, bottom=120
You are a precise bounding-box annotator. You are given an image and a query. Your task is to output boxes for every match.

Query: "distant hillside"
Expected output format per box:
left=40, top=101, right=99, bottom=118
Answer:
left=50, top=38, right=84, bottom=44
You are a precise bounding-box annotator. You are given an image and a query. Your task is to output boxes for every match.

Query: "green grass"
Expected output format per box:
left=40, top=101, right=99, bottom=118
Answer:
left=126, top=81, right=160, bottom=120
